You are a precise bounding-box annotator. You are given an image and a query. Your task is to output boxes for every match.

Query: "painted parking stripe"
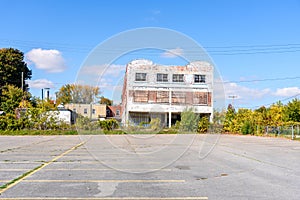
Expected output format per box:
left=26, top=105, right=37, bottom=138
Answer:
left=0, top=197, right=208, bottom=200
left=23, top=179, right=185, bottom=183
left=42, top=168, right=172, bottom=171
left=0, top=141, right=86, bottom=194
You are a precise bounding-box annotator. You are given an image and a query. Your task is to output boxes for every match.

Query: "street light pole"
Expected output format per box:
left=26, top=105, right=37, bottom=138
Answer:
left=228, top=95, right=238, bottom=108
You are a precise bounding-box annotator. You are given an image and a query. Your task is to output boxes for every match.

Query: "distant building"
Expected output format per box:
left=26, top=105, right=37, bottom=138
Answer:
left=106, top=105, right=122, bottom=121
left=16, top=106, right=75, bottom=125
left=48, top=108, right=75, bottom=125
left=64, top=104, right=106, bottom=121
left=121, top=59, right=213, bottom=127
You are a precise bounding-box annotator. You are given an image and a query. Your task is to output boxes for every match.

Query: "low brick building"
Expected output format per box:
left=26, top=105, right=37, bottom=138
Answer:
left=106, top=105, right=122, bottom=121
left=64, top=103, right=106, bottom=121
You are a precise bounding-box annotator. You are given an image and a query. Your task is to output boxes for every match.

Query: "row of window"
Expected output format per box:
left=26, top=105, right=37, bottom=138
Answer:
left=73, top=108, right=120, bottom=116
left=133, top=90, right=209, bottom=105
left=135, top=73, right=206, bottom=83
left=73, top=108, right=96, bottom=114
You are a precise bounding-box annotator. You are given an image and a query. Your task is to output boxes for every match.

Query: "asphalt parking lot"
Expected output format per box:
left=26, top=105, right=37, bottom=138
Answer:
left=0, top=134, right=299, bottom=200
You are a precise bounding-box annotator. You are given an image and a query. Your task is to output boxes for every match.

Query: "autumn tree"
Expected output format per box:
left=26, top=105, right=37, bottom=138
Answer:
left=223, top=104, right=236, bottom=133
left=99, top=96, right=113, bottom=105
left=0, top=48, right=32, bottom=92
left=267, top=101, right=286, bottom=126
left=56, top=84, right=100, bottom=104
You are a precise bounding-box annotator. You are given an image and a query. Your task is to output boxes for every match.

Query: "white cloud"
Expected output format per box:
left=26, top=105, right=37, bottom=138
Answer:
left=224, top=82, right=271, bottom=100
left=26, top=48, right=67, bottom=73
left=273, top=87, right=300, bottom=97
left=161, top=48, right=184, bottom=58
left=27, top=79, right=54, bottom=89
left=81, top=64, right=125, bottom=77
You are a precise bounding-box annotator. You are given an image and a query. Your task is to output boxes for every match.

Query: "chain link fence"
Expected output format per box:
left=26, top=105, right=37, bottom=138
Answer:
left=263, top=125, right=300, bottom=140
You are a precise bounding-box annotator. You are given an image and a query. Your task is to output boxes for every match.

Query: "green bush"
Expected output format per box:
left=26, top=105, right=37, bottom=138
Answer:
left=150, top=118, right=161, bottom=131
left=99, top=119, right=119, bottom=131
left=241, top=121, right=254, bottom=135
left=0, top=130, right=78, bottom=135
left=197, top=116, right=209, bottom=133
left=180, top=108, right=199, bottom=132
left=103, top=129, right=124, bottom=134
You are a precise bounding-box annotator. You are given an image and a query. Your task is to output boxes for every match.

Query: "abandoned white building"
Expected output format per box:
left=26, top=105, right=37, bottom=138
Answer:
left=121, top=59, right=213, bottom=127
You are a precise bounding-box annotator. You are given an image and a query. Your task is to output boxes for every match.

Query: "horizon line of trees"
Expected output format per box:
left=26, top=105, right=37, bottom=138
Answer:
left=215, top=99, right=300, bottom=135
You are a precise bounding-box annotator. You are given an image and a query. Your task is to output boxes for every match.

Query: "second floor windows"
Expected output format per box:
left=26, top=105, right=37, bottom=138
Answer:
left=194, top=74, right=206, bottom=83
left=157, top=73, right=168, bottom=82
left=135, top=73, right=147, bottom=81
left=172, top=74, right=184, bottom=82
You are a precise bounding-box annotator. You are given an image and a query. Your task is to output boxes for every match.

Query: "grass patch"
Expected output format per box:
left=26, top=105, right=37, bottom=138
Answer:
left=0, top=129, right=78, bottom=135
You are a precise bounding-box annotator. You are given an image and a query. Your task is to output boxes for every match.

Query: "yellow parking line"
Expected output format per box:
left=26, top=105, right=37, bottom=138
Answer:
left=23, top=179, right=185, bottom=183
left=0, top=141, right=86, bottom=194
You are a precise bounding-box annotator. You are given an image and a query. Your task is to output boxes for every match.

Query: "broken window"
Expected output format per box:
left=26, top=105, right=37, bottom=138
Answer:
left=193, top=92, right=208, bottom=105
left=172, top=91, right=186, bottom=104
left=133, top=90, right=148, bottom=102
left=157, top=91, right=169, bottom=103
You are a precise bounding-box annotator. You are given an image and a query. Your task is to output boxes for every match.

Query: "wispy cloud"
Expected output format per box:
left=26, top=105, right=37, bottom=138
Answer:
left=224, top=82, right=271, bottom=100
left=81, top=64, right=125, bottom=77
left=273, top=87, right=300, bottom=97
left=26, top=48, right=67, bottom=73
left=222, top=80, right=300, bottom=107
left=27, top=79, right=54, bottom=89
left=145, top=9, right=161, bottom=22
left=161, top=47, right=184, bottom=58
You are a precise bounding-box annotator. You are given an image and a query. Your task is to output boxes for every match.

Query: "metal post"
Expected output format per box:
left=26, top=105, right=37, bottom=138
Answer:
left=291, top=125, right=294, bottom=140
left=21, top=72, right=24, bottom=91
left=169, top=89, right=172, bottom=128
left=169, top=111, right=172, bottom=128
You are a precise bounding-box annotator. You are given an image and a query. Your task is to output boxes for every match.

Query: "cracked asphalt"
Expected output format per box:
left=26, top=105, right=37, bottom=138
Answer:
left=0, top=134, right=299, bottom=200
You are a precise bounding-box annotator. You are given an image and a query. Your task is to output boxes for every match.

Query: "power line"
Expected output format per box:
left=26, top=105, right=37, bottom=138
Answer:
left=1, top=39, right=300, bottom=55
left=219, top=76, right=300, bottom=84
left=249, top=93, right=300, bottom=109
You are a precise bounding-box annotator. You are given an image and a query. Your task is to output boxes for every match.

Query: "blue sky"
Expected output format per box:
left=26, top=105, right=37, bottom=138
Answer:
left=1, top=0, right=300, bottom=109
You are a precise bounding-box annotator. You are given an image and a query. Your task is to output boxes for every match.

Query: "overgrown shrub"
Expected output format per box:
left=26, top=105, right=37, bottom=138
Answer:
left=180, top=108, right=199, bottom=132
left=197, top=116, right=209, bottom=133
left=75, top=116, right=100, bottom=130
left=99, top=119, right=119, bottom=131
left=150, top=118, right=161, bottom=131
left=241, top=121, right=254, bottom=135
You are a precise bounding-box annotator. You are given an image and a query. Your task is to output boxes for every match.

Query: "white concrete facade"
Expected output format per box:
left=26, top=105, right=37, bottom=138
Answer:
left=121, top=59, right=214, bottom=127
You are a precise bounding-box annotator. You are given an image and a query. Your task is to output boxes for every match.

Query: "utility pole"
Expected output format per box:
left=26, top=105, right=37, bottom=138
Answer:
left=21, top=72, right=24, bottom=108
left=228, top=95, right=238, bottom=108
left=21, top=72, right=24, bottom=91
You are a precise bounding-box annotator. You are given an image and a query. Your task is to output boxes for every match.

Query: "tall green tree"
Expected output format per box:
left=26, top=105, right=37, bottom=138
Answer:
left=180, top=108, right=199, bottom=132
left=0, top=84, right=24, bottom=114
left=285, top=98, right=300, bottom=122
left=0, top=48, right=32, bottom=92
